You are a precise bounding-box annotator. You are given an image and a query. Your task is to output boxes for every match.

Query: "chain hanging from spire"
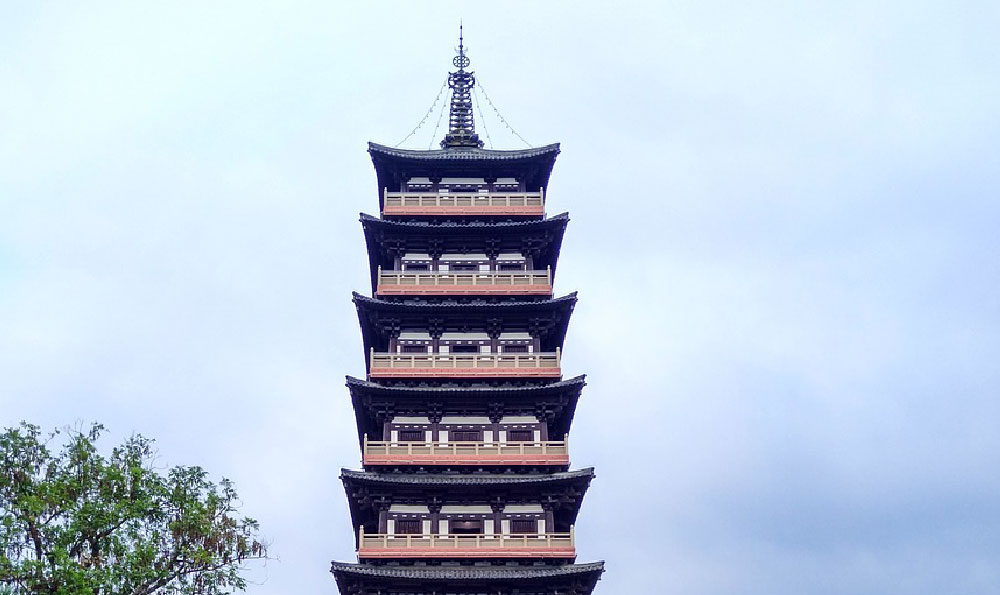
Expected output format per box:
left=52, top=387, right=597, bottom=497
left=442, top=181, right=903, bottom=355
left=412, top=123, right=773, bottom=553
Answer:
left=441, top=24, right=484, bottom=149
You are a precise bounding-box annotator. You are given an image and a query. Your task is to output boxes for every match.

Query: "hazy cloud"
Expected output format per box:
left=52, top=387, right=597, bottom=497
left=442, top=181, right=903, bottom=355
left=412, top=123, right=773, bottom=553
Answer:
left=2, top=2, right=998, bottom=594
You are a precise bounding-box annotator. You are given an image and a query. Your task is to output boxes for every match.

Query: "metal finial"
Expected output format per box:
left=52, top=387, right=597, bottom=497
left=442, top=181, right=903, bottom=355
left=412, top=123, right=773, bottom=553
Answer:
left=453, top=23, right=470, bottom=71
left=441, top=22, right=482, bottom=149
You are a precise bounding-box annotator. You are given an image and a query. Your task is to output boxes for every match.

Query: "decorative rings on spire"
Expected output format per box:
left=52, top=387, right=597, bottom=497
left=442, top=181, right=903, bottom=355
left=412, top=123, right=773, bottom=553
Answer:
left=441, top=25, right=483, bottom=149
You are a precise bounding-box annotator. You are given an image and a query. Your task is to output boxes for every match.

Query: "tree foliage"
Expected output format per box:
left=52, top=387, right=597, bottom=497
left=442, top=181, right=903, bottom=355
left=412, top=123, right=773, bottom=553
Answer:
left=0, top=423, right=267, bottom=594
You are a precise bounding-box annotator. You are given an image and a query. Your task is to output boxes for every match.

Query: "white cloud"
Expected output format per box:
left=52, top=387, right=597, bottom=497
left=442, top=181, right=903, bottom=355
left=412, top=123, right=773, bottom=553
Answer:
left=2, top=1, right=999, bottom=593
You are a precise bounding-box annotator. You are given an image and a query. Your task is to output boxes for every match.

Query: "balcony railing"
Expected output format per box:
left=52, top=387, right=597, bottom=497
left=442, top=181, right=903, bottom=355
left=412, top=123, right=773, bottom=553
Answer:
left=382, top=189, right=544, bottom=216
left=363, top=436, right=569, bottom=466
left=376, top=267, right=552, bottom=296
left=368, top=349, right=561, bottom=379
left=358, top=526, right=575, bottom=559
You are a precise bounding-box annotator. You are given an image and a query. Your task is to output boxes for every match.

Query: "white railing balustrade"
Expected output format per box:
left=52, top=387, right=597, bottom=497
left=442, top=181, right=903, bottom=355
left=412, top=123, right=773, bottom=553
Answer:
left=370, top=349, right=560, bottom=372
left=378, top=267, right=551, bottom=290
left=359, top=525, right=574, bottom=554
left=383, top=189, right=544, bottom=212
left=363, top=437, right=569, bottom=459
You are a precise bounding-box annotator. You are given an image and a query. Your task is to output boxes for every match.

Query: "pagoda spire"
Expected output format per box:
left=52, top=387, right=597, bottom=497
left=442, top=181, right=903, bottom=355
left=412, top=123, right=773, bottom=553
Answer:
left=441, top=24, right=484, bottom=149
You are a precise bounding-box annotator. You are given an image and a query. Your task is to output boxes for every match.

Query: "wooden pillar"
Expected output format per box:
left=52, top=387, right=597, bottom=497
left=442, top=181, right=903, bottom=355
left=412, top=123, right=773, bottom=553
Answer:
left=376, top=407, right=394, bottom=442
left=387, top=328, right=400, bottom=354
left=535, top=409, right=553, bottom=441
left=376, top=498, right=392, bottom=534
left=429, top=408, right=442, bottom=442
left=489, top=405, right=503, bottom=446
left=542, top=499, right=556, bottom=533
left=428, top=318, right=443, bottom=354
left=429, top=501, right=442, bottom=535
left=487, top=319, right=502, bottom=354
left=490, top=499, right=505, bottom=535
left=485, top=240, right=500, bottom=272
left=429, top=241, right=442, bottom=272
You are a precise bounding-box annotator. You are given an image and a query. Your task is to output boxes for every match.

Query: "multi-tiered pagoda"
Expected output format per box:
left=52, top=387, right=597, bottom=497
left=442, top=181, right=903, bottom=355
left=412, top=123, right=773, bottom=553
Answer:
left=331, top=33, right=604, bottom=595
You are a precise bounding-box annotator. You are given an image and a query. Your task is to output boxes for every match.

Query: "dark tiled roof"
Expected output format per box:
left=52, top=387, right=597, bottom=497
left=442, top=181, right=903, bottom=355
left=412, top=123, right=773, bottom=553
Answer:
left=368, top=142, right=560, bottom=162
left=358, top=213, right=571, bottom=294
left=330, top=561, right=604, bottom=580
left=367, top=143, right=561, bottom=201
left=340, top=468, right=594, bottom=486
left=345, top=376, right=586, bottom=447
left=353, top=293, right=577, bottom=370
left=345, top=374, right=586, bottom=394
left=353, top=292, right=577, bottom=311
left=359, top=211, right=570, bottom=230
left=340, top=469, right=594, bottom=530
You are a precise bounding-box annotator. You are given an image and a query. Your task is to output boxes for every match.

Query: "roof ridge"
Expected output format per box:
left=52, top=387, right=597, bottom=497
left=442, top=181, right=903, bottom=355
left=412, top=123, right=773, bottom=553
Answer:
left=352, top=291, right=578, bottom=306
left=368, top=141, right=560, bottom=159
left=359, top=212, right=570, bottom=226
left=344, top=374, right=587, bottom=389
left=340, top=467, right=595, bottom=482
left=331, top=560, right=605, bottom=577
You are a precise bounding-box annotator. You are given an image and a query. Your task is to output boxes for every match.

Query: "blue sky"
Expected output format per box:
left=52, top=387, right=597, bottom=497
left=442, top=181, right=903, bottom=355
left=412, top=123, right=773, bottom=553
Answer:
left=2, top=2, right=999, bottom=593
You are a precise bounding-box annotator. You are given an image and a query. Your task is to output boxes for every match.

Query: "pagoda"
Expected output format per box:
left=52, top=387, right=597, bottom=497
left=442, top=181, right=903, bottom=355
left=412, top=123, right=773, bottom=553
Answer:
left=331, top=31, right=604, bottom=595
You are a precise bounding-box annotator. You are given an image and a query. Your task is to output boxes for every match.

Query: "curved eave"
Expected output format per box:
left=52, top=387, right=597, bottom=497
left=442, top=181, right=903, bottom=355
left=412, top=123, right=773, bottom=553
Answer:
left=340, top=468, right=595, bottom=534
left=331, top=561, right=604, bottom=590
left=352, top=292, right=577, bottom=366
left=353, top=290, right=577, bottom=311
left=360, top=212, right=570, bottom=293
left=345, top=374, right=586, bottom=395
left=360, top=213, right=569, bottom=293
left=369, top=142, right=561, bottom=162
left=361, top=211, right=569, bottom=231
left=368, top=142, right=561, bottom=208
left=341, top=467, right=594, bottom=487
left=345, top=375, right=587, bottom=446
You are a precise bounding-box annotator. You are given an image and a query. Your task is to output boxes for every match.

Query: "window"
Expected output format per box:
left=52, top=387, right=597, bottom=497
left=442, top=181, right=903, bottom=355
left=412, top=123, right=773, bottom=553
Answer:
left=395, top=519, right=422, bottom=535
left=401, top=345, right=427, bottom=354
left=398, top=430, right=425, bottom=442
left=405, top=263, right=429, bottom=271
left=510, top=519, right=537, bottom=534
left=450, top=345, right=479, bottom=354
left=507, top=430, right=533, bottom=442
left=449, top=520, right=483, bottom=534
left=450, top=430, right=482, bottom=442
left=449, top=263, right=478, bottom=272
left=502, top=345, right=528, bottom=353
left=498, top=262, right=524, bottom=271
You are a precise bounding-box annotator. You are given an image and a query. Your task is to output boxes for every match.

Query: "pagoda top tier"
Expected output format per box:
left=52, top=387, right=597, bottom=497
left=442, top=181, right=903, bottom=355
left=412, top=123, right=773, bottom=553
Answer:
left=368, top=30, right=560, bottom=209
left=368, top=142, right=561, bottom=205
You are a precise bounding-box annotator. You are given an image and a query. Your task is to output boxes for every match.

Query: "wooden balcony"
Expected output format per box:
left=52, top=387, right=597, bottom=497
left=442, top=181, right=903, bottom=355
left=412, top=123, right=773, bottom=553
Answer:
left=376, top=267, right=552, bottom=296
left=368, top=349, right=561, bottom=379
left=363, top=437, right=569, bottom=466
left=358, top=527, right=575, bottom=559
left=382, top=189, right=544, bottom=216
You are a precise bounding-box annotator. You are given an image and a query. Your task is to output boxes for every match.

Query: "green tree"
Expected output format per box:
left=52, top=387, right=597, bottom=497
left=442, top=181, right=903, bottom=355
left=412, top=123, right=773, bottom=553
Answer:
left=0, top=423, right=267, bottom=594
